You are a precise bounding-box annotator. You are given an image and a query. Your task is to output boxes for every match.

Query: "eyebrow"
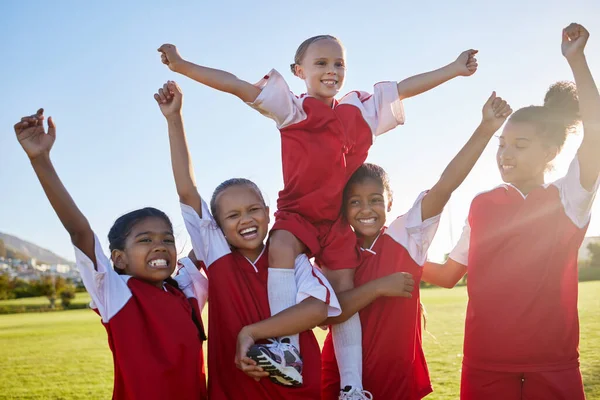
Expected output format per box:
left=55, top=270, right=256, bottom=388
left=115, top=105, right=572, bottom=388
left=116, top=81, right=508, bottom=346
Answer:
left=135, top=231, right=173, bottom=238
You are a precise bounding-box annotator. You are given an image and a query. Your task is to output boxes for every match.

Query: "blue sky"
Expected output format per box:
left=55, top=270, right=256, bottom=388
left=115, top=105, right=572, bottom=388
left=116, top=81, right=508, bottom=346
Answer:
left=2, top=0, right=599, bottom=262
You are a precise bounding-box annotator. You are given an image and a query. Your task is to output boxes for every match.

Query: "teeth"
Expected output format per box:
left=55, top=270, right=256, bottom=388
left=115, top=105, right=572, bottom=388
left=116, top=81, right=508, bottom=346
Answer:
left=149, top=259, right=168, bottom=267
left=240, top=227, right=257, bottom=235
left=321, top=80, right=337, bottom=85
left=358, top=218, right=376, bottom=225
left=502, top=165, right=515, bottom=171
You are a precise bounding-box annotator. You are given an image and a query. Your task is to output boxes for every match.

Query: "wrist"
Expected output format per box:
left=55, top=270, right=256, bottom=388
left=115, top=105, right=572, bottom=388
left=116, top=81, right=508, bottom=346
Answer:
left=29, top=152, right=51, bottom=166
left=172, top=59, right=189, bottom=74
left=566, top=53, right=587, bottom=67
left=446, top=61, right=461, bottom=78
left=165, top=113, right=183, bottom=123
left=373, top=277, right=386, bottom=297
left=239, top=324, right=258, bottom=341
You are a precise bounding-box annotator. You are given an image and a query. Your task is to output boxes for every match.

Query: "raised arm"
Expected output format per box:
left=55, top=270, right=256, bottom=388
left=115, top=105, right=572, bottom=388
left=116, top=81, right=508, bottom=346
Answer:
left=14, top=110, right=94, bottom=262
left=396, top=49, right=478, bottom=100
left=158, top=44, right=261, bottom=103
left=421, top=92, right=512, bottom=220
left=562, top=24, right=600, bottom=190
left=154, top=81, right=202, bottom=215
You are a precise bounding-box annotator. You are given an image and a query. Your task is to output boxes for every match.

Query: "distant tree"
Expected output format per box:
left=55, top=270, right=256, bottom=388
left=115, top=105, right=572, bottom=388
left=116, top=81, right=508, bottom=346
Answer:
left=0, top=273, right=15, bottom=300
left=587, top=241, right=600, bottom=268
left=60, top=286, right=76, bottom=308
left=33, top=275, right=69, bottom=308
left=0, top=239, right=6, bottom=258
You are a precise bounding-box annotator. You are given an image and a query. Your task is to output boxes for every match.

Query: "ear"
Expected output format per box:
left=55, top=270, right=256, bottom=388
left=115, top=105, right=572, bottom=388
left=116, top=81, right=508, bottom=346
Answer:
left=265, top=206, right=271, bottom=225
left=387, top=198, right=393, bottom=213
left=294, top=64, right=305, bottom=79
left=111, top=249, right=127, bottom=272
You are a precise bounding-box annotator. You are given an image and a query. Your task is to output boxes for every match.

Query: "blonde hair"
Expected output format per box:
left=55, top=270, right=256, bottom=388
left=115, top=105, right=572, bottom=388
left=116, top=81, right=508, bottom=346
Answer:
left=290, top=35, right=344, bottom=75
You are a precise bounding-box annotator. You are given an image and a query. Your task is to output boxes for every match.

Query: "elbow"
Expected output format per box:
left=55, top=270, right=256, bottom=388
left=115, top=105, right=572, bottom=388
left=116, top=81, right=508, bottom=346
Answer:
left=441, top=281, right=457, bottom=289
left=307, top=298, right=329, bottom=327
left=178, top=191, right=200, bottom=206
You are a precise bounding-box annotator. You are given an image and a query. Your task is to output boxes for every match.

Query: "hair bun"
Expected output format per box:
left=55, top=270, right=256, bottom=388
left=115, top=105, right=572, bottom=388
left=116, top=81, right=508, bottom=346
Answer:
left=543, top=81, right=580, bottom=130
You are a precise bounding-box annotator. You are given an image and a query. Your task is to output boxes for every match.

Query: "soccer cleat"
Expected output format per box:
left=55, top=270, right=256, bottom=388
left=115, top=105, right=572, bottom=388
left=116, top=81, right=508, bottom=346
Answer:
left=246, top=338, right=303, bottom=387
left=339, top=385, right=374, bottom=400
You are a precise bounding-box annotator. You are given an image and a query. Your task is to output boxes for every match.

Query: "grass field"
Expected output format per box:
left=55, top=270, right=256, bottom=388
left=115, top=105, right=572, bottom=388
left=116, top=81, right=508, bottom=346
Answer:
left=0, top=282, right=598, bottom=399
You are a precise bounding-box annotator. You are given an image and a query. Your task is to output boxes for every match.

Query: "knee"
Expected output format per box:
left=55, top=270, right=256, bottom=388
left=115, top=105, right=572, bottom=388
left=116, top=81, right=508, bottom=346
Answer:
left=269, top=230, right=303, bottom=267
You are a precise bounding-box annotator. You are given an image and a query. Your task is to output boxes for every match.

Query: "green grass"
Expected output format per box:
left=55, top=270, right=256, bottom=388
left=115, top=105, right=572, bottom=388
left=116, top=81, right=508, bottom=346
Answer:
left=0, top=283, right=598, bottom=399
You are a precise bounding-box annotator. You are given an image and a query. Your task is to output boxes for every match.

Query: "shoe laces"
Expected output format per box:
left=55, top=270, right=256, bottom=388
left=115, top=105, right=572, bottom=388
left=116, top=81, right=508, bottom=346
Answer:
left=339, top=387, right=373, bottom=400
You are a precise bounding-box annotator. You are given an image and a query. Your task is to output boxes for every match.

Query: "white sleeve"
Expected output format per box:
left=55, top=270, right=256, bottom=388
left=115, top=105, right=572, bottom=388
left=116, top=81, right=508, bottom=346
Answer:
left=294, top=254, right=341, bottom=317
left=385, top=191, right=441, bottom=266
left=247, top=69, right=307, bottom=129
left=73, top=234, right=132, bottom=323
left=174, top=257, right=209, bottom=313
left=339, top=81, right=404, bottom=137
left=448, top=220, right=470, bottom=266
left=180, top=200, right=231, bottom=268
left=552, top=155, right=600, bottom=228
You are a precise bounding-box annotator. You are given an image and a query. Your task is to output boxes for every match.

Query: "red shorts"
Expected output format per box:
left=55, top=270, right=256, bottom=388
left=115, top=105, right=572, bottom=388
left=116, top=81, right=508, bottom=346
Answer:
left=460, top=364, right=585, bottom=400
left=272, top=211, right=361, bottom=270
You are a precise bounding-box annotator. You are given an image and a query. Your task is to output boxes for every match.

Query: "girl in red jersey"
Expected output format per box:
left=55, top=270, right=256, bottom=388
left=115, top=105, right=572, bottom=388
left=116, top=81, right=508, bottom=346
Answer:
left=423, top=23, right=599, bottom=400
left=158, top=35, right=477, bottom=397
left=320, top=92, right=513, bottom=400
left=13, top=109, right=207, bottom=400
left=156, top=80, right=341, bottom=399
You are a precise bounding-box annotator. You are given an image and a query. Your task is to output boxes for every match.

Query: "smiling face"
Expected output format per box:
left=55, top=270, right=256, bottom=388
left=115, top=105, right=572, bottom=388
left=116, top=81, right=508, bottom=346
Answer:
left=213, top=184, right=269, bottom=261
left=294, top=38, right=346, bottom=106
left=496, top=120, right=557, bottom=194
left=112, top=216, right=177, bottom=288
left=344, top=178, right=391, bottom=249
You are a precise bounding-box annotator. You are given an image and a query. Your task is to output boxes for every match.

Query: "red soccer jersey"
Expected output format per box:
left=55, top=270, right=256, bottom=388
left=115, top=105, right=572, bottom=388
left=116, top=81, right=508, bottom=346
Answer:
left=74, top=236, right=207, bottom=400
left=321, top=193, right=440, bottom=400
left=181, top=201, right=341, bottom=400
left=250, top=70, right=404, bottom=223
left=449, top=157, right=600, bottom=372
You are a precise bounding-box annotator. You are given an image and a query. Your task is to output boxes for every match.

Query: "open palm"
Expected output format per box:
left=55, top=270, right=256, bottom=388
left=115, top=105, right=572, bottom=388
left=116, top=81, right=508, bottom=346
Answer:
left=14, top=109, right=56, bottom=159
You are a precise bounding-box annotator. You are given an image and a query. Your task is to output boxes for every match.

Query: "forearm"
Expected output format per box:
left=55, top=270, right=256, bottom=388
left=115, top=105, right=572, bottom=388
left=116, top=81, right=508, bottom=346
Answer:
left=242, top=298, right=327, bottom=340
left=570, top=56, right=600, bottom=138
left=422, top=123, right=495, bottom=219
left=174, top=61, right=260, bottom=102
left=323, top=278, right=382, bottom=325
left=396, top=63, right=458, bottom=100
left=166, top=114, right=201, bottom=211
left=422, top=261, right=466, bottom=288
left=30, top=155, right=93, bottom=258
left=438, top=123, right=495, bottom=193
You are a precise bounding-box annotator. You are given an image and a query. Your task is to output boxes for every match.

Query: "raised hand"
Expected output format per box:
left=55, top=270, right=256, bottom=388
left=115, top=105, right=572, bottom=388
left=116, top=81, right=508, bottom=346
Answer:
left=158, top=44, right=185, bottom=72
left=14, top=109, right=56, bottom=160
left=154, top=81, right=183, bottom=118
left=454, top=49, right=478, bottom=77
left=377, top=272, right=415, bottom=298
left=562, top=23, right=589, bottom=61
left=481, top=92, right=512, bottom=132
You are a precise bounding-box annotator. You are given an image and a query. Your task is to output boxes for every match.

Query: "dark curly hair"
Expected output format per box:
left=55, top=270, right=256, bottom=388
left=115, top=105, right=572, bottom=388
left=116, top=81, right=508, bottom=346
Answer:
left=509, top=81, right=580, bottom=151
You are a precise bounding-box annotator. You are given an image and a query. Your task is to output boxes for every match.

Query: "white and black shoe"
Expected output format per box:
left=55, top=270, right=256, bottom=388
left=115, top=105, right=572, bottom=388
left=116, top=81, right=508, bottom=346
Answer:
left=339, top=385, right=373, bottom=400
left=246, top=338, right=303, bottom=387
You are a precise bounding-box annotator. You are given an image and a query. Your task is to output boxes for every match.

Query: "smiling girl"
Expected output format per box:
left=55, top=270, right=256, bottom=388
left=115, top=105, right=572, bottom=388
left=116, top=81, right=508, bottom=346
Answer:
left=159, top=35, right=477, bottom=397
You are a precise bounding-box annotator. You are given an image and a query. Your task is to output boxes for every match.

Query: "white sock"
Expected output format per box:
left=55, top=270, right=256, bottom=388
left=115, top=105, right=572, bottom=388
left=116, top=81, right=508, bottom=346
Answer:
left=332, top=312, right=363, bottom=390
left=268, top=268, right=300, bottom=350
